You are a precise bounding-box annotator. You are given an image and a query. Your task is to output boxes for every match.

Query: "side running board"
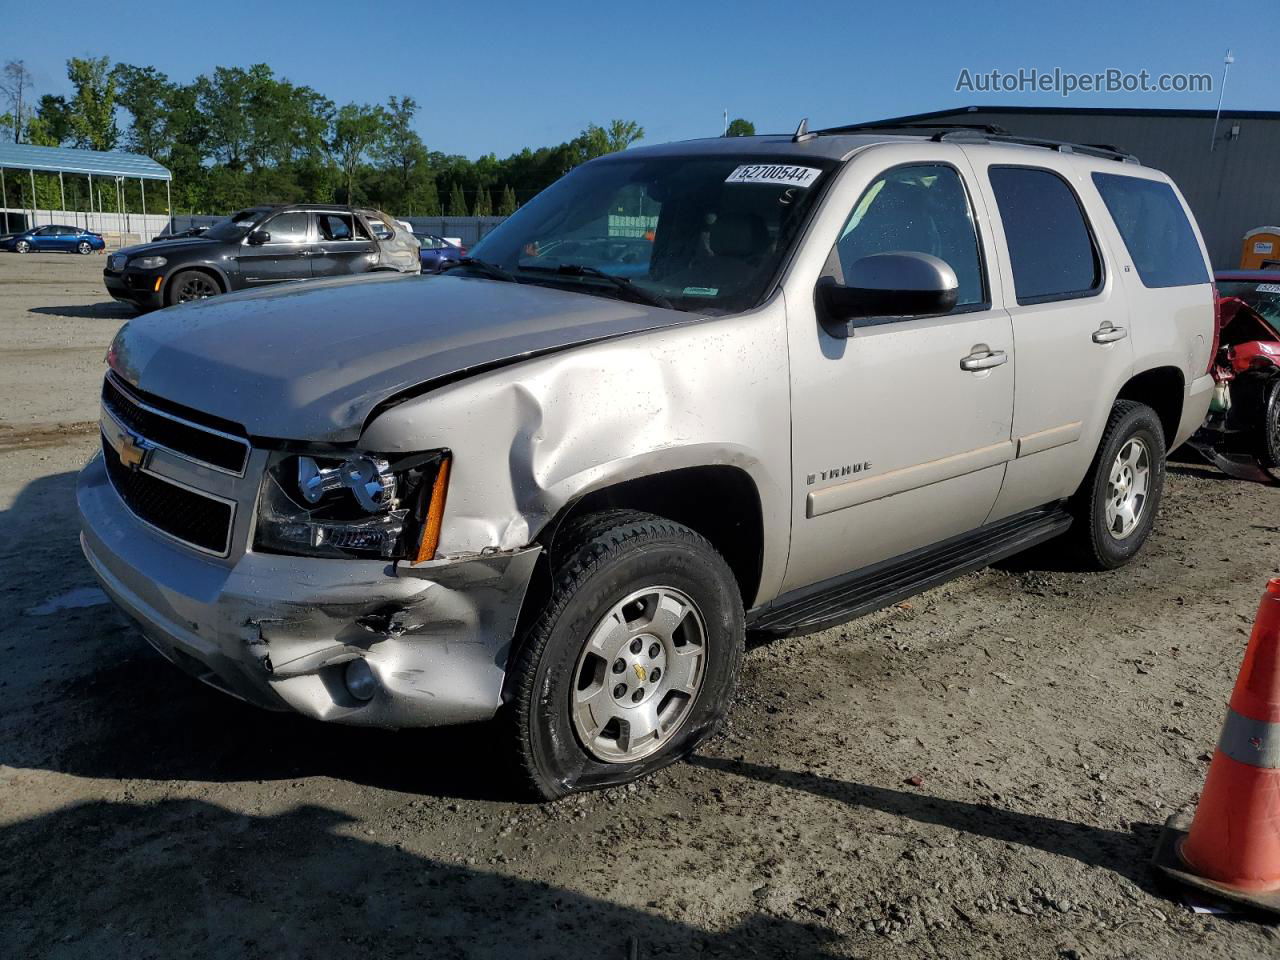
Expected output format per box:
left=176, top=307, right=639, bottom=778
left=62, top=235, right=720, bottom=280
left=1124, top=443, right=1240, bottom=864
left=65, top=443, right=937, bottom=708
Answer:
left=748, top=505, right=1072, bottom=637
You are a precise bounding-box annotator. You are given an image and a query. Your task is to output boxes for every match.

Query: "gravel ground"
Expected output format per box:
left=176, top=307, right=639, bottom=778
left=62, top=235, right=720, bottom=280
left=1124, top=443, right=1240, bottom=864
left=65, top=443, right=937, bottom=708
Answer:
left=1, top=253, right=1278, bottom=959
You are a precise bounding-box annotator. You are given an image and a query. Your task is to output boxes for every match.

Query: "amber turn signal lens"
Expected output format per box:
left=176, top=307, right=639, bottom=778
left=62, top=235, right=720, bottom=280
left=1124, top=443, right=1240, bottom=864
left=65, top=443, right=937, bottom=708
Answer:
left=414, top=456, right=451, bottom=563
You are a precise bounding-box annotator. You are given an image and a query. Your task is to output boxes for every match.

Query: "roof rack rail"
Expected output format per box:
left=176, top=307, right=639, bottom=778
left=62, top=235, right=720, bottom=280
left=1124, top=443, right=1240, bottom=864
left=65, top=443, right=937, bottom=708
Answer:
left=933, top=130, right=1139, bottom=163
left=811, top=121, right=1139, bottom=164
left=815, top=121, right=1011, bottom=137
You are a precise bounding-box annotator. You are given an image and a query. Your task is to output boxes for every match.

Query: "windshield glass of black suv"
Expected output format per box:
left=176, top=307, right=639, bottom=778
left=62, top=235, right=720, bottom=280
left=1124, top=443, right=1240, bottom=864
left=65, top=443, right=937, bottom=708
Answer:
left=470, top=155, right=836, bottom=314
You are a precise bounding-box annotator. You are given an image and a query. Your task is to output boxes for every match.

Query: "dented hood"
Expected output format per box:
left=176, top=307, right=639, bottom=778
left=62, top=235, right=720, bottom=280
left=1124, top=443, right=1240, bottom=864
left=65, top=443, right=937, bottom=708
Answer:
left=108, top=272, right=692, bottom=442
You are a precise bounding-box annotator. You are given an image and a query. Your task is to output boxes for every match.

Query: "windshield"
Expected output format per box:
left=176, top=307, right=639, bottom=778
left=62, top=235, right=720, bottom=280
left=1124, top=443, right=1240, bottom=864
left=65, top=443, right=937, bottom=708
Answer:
left=470, top=154, right=836, bottom=314
left=1219, top=280, right=1280, bottom=330
left=202, top=208, right=268, bottom=242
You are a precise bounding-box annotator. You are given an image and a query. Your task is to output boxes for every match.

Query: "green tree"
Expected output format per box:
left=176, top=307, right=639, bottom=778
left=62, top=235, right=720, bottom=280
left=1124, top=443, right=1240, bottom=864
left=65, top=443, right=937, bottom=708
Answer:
left=446, top=181, right=467, bottom=217
left=196, top=65, right=253, bottom=167
left=414, top=179, right=442, bottom=217
left=22, top=95, right=71, bottom=146
left=328, top=102, right=388, bottom=204
left=66, top=56, right=118, bottom=150
left=114, top=64, right=172, bottom=157
left=725, top=117, right=755, bottom=137
left=472, top=185, right=492, bottom=217
left=376, top=95, right=428, bottom=211
left=498, top=184, right=517, bottom=216
left=604, top=118, right=644, bottom=152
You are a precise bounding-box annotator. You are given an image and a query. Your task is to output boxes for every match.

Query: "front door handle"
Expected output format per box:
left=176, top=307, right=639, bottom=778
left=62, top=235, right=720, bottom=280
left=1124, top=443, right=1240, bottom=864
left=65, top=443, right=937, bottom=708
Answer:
left=960, top=348, right=1009, bottom=372
left=1092, top=323, right=1128, bottom=344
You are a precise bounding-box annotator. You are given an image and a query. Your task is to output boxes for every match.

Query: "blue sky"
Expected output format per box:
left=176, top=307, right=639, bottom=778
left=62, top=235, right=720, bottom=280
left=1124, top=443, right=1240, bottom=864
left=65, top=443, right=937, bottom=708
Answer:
left=5, top=0, right=1275, bottom=159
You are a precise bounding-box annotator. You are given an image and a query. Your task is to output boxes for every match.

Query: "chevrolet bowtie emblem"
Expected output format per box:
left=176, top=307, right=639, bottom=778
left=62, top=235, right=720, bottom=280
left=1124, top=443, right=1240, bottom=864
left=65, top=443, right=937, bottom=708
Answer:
left=117, top=432, right=146, bottom=469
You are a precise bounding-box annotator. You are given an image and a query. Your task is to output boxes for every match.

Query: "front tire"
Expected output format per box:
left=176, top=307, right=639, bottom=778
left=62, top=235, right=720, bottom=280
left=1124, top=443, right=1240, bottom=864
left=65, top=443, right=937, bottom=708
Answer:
left=15, top=239, right=30, bottom=253
left=506, top=510, right=744, bottom=800
left=166, top=269, right=221, bottom=305
left=1067, top=400, right=1166, bottom=569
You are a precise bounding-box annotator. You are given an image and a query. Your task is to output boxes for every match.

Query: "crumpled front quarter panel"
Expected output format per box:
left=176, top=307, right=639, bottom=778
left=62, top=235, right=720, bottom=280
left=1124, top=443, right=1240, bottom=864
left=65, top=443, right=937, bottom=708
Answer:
left=360, top=298, right=794, bottom=605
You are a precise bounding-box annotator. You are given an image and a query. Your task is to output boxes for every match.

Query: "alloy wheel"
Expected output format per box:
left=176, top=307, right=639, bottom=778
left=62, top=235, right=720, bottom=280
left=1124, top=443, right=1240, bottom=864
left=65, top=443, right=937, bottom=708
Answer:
left=570, top=586, right=707, bottom=763
left=1105, top=437, right=1151, bottom=539
left=175, top=275, right=218, bottom=302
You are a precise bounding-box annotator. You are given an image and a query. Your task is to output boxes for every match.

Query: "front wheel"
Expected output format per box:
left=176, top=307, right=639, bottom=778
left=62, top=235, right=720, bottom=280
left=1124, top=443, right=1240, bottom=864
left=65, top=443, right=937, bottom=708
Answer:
left=506, top=510, right=744, bottom=800
left=1067, top=400, right=1167, bottom=569
left=15, top=239, right=30, bottom=253
left=77, top=240, right=92, bottom=254
left=166, top=269, right=221, bottom=305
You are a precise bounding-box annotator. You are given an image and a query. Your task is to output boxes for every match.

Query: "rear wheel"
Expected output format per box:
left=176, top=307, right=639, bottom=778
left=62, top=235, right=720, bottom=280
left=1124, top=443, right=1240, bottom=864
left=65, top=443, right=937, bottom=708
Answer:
left=1067, top=400, right=1166, bottom=569
left=15, top=239, right=30, bottom=253
left=1255, top=379, right=1280, bottom=482
left=166, top=269, right=221, bottom=305
left=77, top=240, right=92, bottom=254
left=506, top=510, right=744, bottom=800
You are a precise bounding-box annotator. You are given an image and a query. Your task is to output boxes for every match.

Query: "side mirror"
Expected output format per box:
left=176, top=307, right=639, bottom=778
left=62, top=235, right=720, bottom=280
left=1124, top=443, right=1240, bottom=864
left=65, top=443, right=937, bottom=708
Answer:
left=248, top=229, right=271, bottom=245
left=817, top=252, right=959, bottom=337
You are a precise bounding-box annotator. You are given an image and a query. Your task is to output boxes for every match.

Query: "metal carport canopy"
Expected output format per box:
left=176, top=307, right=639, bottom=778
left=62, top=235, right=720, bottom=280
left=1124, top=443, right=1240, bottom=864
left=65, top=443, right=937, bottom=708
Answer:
left=0, top=142, right=170, bottom=179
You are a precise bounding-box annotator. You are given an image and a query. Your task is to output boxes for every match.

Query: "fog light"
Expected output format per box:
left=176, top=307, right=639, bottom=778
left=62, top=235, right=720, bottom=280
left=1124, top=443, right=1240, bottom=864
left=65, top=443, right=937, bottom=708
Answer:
left=344, top=659, right=377, bottom=702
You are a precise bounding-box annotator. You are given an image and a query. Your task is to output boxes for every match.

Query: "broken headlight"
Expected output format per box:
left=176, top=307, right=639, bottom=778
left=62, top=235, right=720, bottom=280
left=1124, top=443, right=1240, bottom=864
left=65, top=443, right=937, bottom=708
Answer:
left=254, top=449, right=450, bottom=561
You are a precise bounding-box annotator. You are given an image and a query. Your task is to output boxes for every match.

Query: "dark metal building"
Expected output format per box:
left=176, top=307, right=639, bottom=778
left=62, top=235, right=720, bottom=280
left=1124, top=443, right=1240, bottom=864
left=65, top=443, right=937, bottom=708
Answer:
left=860, top=105, right=1280, bottom=269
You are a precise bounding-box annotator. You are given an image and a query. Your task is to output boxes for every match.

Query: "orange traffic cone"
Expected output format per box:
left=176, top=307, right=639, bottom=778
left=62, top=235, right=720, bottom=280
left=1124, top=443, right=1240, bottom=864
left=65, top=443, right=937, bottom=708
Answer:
left=1153, top=577, right=1280, bottom=914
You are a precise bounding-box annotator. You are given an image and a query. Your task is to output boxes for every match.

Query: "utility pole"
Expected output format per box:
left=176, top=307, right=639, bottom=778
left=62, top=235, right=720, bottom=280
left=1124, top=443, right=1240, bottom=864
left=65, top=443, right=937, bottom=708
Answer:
left=1209, top=49, right=1234, bottom=152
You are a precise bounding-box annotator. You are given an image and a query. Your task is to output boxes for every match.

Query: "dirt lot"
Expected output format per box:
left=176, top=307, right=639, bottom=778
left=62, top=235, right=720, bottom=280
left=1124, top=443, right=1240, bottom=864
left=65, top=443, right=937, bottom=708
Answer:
left=1, top=252, right=1278, bottom=959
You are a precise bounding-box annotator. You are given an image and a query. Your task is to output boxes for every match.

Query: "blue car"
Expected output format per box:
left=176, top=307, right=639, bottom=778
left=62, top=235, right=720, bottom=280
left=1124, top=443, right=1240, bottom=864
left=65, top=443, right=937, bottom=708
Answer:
left=2, top=224, right=105, bottom=255
left=414, top=233, right=467, bottom=273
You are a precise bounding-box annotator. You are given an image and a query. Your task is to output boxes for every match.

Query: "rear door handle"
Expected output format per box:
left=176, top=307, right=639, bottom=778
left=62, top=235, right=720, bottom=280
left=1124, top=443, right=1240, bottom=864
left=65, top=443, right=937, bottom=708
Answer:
left=1092, top=323, right=1128, bottom=344
left=960, top=348, right=1009, bottom=372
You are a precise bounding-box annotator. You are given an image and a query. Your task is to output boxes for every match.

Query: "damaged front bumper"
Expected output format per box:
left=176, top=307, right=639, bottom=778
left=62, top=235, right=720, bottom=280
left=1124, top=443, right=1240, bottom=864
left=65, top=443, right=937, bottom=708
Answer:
left=77, top=452, right=540, bottom=727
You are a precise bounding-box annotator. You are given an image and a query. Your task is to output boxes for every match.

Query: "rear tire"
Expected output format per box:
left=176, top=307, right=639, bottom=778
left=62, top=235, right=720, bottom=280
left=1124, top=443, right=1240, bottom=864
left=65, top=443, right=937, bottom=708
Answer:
left=166, top=269, right=221, bottom=305
left=506, top=510, right=744, bottom=800
left=1255, top=379, right=1280, bottom=482
left=1067, top=400, right=1166, bottom=570
left=77, top=240, right=92, bottom=254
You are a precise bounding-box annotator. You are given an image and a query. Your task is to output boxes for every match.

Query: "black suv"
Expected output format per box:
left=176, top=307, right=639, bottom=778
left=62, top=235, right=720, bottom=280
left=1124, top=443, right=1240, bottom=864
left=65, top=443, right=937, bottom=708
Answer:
left=103, top=204, right=421, bottom=310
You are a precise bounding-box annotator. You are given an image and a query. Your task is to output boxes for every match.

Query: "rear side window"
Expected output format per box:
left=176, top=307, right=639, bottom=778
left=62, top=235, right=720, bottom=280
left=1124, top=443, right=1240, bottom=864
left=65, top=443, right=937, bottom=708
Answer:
left=989, top=167, right=1101, bottom=304
left=1091, top=173, right=1208, bottom=288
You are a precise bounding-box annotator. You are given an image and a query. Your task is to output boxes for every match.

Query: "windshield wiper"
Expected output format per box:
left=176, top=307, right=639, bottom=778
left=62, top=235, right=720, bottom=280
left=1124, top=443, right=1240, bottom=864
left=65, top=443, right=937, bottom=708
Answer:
left=445, top=257, right=519, bottom=284
left=519, top=263, right=673, bottom=309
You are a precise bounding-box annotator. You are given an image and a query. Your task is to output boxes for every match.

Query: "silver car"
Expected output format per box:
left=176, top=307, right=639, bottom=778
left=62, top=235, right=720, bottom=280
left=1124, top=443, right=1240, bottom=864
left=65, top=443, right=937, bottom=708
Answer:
left=79, top=126, right=1215, bottom=797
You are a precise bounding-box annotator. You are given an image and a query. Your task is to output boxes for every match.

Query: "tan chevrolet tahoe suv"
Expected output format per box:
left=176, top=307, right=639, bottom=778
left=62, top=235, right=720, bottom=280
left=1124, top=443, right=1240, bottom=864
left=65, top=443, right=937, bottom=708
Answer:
left=79, top=123, right=1216, bottom=797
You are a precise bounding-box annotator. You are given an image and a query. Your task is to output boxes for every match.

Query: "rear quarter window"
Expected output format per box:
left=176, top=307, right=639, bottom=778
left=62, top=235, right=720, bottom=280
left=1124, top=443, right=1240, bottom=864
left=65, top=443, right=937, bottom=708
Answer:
left=988, top=166, right=1102, bottom=305
left=1091, top=172, right=1208, bottom=288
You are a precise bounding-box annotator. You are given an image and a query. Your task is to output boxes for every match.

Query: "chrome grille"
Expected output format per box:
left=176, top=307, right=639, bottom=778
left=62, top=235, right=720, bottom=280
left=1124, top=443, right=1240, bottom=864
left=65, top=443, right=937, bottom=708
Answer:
left=101, top=432, right=235, bottom=555
left=102, top=374, right=250, bottom=475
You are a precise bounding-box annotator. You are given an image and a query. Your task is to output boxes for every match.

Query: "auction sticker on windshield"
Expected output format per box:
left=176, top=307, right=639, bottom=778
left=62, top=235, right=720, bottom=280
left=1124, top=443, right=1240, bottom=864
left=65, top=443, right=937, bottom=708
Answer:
left=725, top=164, right=822, bottom=187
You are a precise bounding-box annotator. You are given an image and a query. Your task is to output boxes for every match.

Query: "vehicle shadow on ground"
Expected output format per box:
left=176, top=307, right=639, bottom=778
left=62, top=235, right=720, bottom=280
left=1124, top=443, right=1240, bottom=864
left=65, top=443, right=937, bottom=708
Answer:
left=28, top=302, right=136, bottom=320
left=0, top=799, right=841, bottom=959
left=690, top=756, right=1162, bottom=890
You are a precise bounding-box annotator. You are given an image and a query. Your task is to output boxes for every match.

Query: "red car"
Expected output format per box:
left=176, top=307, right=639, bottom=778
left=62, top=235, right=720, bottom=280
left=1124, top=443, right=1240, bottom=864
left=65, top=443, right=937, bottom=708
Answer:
left=1192, top=271, right=1280, bottom=481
